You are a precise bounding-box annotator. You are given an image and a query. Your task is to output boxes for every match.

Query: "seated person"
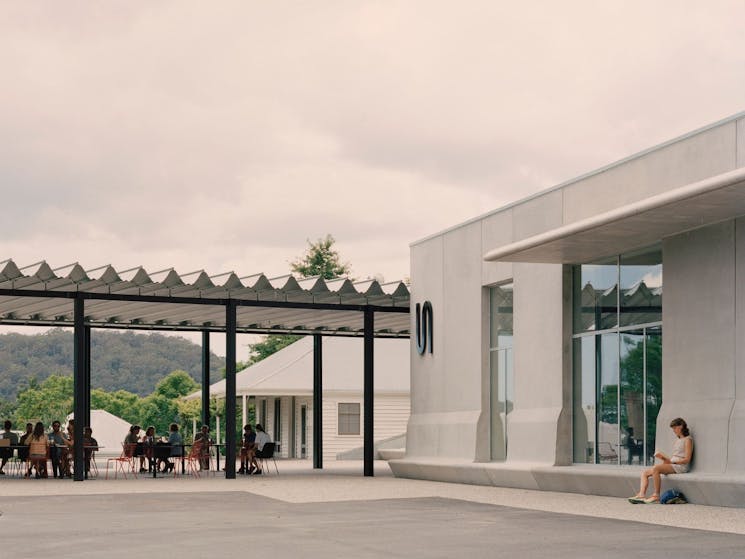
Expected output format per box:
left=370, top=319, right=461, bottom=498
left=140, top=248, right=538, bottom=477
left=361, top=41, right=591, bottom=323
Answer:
left=28, top=422, right=49, bottom=479
left=165, top=423, right=183, bottom=473
left=142, top=426, right=156, bottom=472
left=18, top=422, right=33, bottom=476
left=59, top=419, right=75, bottom=477
left=194, top=425, right=212, bottom=471
left=83, top=426, right=99, bottom=479
left=47, top=420, right=66, bottom=478
left=124, top=425, right=146, bottom=473
left=629, top=417, right=693, bottom=504
left=0, top=419, right=19, bottom=475
left=239, top=424, right=256, bottom=474
left=251, top=424, right=272, bottom=475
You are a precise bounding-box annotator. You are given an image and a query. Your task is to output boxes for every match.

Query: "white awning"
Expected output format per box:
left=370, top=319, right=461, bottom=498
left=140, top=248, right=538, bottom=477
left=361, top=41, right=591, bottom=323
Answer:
left=484, top=167, right=745, bottom=264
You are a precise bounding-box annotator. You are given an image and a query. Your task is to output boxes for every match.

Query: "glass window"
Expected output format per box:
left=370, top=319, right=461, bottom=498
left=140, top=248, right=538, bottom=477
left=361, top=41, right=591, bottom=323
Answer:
left=489, top=283, right=513, bottom=461
left=573, top=257, right=618, bottom=333
left=620, top=247, right=662, bottom=327
left=572, top=246, right=662, bottom=466
left=573, top=336, right=596, bottom=463
left=338, top=403, right=360, bottom=435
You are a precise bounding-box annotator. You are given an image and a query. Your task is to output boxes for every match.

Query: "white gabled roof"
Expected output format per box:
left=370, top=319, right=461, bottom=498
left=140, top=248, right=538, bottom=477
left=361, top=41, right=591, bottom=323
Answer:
left=191, top=336, right=410, bottom=398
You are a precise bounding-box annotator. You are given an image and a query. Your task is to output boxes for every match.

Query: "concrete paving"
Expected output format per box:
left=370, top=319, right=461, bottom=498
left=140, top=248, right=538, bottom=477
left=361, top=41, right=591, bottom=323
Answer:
left=2, top=460, right=745, bottom=558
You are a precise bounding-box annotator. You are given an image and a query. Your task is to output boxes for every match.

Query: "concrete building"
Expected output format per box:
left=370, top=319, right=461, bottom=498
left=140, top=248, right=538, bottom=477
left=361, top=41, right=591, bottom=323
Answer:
left=390, top=111, right=745, bottom=506
left=196, top=336, right=410, bottom=463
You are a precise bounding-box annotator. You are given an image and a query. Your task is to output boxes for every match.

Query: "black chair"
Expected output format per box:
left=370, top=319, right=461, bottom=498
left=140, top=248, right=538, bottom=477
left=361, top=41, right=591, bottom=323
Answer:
left=255, top=442, right=278, bottom=475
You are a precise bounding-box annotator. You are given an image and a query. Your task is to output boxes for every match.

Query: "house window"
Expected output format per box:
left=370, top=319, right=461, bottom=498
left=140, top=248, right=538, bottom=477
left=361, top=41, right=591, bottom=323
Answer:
left=489, top=282, right=513, bottom=461
left=572, top=246, right=662, bottom=466
left=338, top=403, right=360, bottom=435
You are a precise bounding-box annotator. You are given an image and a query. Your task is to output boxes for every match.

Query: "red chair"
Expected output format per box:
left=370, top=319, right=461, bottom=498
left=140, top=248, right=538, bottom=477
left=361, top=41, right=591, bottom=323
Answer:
left=106, top=443, right=138, bottom=479
left=177, top=440, right=203, bottom=478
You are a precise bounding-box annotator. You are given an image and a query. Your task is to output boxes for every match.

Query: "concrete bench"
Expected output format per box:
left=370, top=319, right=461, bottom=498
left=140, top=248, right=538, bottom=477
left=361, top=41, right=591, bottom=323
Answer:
left=389, top=458, right=745, bottom=508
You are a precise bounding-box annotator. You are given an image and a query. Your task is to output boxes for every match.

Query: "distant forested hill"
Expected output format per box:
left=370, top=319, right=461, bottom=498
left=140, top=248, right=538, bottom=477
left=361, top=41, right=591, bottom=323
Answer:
left=0, top=329, right=225, bottom=400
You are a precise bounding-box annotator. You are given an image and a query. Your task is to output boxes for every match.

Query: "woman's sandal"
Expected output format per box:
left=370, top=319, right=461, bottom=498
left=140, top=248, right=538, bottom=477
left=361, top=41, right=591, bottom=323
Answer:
left=628, top=496, right=645, bottom=504
left=643, top=495, right=660, bottom=504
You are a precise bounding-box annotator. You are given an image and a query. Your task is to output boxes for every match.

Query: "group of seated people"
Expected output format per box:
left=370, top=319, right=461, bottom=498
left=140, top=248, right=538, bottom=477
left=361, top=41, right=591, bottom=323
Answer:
left=122, top=422, right=201, bottom=474
left=238, top=423, right=271, bottom=475
left=0, top=419, right=99, bottom=479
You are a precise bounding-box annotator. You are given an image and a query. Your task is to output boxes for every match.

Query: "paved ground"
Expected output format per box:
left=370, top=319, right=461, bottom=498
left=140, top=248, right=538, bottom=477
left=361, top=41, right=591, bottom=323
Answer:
left=2, top=461, right=745, bottom=558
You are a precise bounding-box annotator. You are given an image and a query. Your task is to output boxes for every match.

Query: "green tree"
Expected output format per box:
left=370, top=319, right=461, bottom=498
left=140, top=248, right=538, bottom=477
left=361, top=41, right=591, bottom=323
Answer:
left=247, top=335, right=302, bottom=364
left=154, top=370, right=200, bottom=399
left=15, top=375, right=73, bottom=426
left=290, top=234, right=351, bottom=279
left=248, top=234, right=351, bottom=364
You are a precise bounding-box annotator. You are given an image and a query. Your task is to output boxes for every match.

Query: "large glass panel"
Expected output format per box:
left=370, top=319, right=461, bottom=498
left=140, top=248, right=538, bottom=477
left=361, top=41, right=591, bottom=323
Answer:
left=645, top=327, right=662, bottom=466
left=490, top=284, right=513, bottom=349
left=573, top=258, right=618, bottom=333
left=573, top=336, right=596, bottom=463
left=620, top=331, right=645, bottom=465
left=620, top=247, right=662, bottom=327
left=597, top=333, right=619, bottom=464
left=489, top=284, right=513, bottom=461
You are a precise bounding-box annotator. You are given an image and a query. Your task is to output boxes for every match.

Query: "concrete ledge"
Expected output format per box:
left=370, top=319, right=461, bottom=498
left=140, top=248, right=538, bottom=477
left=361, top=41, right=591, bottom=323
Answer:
left=378, top=449, right=405, bottom=460
left=388, top=457, right=745, bottom=508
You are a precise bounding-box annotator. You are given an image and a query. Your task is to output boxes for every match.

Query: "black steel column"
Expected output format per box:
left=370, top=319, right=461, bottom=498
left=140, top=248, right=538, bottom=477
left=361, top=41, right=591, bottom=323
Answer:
left=73, top=296, right=86, bottom=481
left=363, top=308, right=374, bottom=477
left=313, top=334, right=323, bottom=469
left=84, top=325, right=91, bottom=427
left=225, top=302, right=237, bottom=479
left=201, top=331, right=210, bottom=429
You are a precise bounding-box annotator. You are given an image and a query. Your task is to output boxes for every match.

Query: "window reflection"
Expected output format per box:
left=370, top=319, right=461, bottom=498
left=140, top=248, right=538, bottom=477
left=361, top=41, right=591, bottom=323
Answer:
left=490, top=283, right=513, bottom=461
left=572, top=246, right=662, bottom=466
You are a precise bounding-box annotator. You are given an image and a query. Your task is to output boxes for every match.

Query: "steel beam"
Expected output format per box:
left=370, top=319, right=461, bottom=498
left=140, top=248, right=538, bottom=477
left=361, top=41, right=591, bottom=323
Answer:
left=313, top=334, right=323, bottom=469
left=363, top=308, right=374, bottom=477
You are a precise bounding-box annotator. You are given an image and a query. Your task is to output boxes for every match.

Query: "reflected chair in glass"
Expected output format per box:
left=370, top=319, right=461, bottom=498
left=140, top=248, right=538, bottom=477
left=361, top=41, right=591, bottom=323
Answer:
left=106, top=443, right=138, bottom=479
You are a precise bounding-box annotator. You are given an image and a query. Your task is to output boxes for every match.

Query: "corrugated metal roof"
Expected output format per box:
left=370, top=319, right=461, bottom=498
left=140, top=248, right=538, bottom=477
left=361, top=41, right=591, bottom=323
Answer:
left=0, top=259, right=410, bottom=337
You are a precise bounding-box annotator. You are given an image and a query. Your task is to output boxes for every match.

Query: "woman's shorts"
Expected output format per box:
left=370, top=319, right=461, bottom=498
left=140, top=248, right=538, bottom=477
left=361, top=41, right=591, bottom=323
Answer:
left=672, top=463, right=690, bottom=474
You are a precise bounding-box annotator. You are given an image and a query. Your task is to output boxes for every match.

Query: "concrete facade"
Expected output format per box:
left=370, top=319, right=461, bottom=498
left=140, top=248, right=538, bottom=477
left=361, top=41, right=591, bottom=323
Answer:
left=390, top=111, right=745, bottom=506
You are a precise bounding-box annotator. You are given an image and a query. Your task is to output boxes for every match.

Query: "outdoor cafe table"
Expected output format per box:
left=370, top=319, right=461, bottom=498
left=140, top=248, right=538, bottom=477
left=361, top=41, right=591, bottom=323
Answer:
left=147, top=443, right=226, bottom=478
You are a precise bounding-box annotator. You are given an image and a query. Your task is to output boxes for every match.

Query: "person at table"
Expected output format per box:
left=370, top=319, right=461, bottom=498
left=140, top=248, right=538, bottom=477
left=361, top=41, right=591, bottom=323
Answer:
left=142, top=426, right=156, bottom=473
left=18, top=422, right=33, bottom=476
left=0, top=419, right=19, bottom=475
left=48, top=420, right=66, bottom=478
left=165, top=423, right=183, bottom=473
left=28, top=422, right=49, bottom=479
left=252, top=424, right=271, bottom=475
left=194, top=425, right=212, bottom=471
left=239, top=424, right=256, bottom=474
left=124, top=425, right=146, bottom=473
left=83, top=426, right=99, bottom=479
left=59, top=419, right=75, bottom=477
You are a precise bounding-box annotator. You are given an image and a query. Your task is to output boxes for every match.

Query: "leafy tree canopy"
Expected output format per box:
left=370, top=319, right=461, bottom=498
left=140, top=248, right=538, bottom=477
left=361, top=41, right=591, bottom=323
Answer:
left=248, top=235, right=351, bottom=364
left=290, top=234, right=351, bottom=280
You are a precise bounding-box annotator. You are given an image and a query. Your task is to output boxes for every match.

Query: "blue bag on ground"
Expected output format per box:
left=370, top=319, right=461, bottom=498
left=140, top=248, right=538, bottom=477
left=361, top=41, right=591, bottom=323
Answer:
left=660, top=489, right=687, bottom=504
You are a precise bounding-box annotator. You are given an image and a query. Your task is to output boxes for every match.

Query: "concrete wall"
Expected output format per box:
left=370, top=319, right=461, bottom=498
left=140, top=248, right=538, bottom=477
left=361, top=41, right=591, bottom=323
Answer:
left=403, top=113, right=745, bottom=485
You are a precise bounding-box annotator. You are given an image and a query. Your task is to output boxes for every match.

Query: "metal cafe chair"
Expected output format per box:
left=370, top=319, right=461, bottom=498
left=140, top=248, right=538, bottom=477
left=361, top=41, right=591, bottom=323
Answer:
left=255, top=442, right=279, bottom=475
left=106, top=443, right=138, bottom=479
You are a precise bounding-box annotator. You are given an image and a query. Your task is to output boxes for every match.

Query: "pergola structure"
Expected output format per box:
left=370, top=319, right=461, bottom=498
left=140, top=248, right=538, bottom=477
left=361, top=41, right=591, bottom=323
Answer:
left=0, top=259, right=410, bottom=480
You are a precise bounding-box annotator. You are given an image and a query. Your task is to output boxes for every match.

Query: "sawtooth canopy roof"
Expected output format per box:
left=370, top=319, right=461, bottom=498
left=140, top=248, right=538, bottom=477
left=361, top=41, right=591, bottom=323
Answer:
left=484, top=167, right=745, bottom=264
left=0, top=260, right=410, bottom=337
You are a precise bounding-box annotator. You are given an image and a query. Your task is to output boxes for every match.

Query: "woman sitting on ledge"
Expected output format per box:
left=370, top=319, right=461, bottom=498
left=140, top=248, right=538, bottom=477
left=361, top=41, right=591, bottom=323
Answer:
left=629, top=417, right=693, bottom=504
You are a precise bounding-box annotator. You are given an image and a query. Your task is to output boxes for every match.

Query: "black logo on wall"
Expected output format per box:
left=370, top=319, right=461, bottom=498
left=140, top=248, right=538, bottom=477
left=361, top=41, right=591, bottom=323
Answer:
left=415, top=301, right=433, bottom=355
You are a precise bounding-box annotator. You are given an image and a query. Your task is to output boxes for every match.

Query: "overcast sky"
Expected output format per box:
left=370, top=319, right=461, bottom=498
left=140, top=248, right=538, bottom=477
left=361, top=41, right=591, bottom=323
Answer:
left=1, top=2, right=744, bottom=352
